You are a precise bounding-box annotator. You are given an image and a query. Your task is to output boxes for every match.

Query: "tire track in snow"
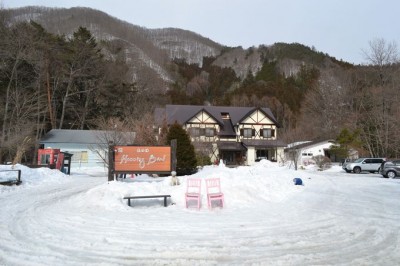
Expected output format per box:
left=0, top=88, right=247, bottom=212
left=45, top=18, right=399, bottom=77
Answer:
left=0, top=177, right=104, bottom=265
left=1, top=174, right=400, bottom=265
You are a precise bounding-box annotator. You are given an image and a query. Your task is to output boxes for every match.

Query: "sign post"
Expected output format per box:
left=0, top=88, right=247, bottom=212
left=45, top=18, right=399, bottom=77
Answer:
left=171, top=139, right=177, bottom=172
left=108, top=142, right=114, bottom=181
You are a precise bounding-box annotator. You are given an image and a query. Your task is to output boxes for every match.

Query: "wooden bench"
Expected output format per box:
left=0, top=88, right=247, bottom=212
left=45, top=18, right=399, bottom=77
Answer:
left=123, top=195, right=171, bottom=207
left=0, top=170, right=22, bottom=186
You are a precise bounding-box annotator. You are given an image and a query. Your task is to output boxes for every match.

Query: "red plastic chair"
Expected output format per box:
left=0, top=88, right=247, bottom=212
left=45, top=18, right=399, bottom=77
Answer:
left=185, top=178, right=202, bottom=209
left=206, top=178, right=224, bottom=209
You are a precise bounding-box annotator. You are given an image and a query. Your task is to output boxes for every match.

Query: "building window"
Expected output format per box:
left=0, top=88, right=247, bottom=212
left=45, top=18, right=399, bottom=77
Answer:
left=261, top=128, right=275, bottom=138
left=70, top=151, right=88, bottom=163
left=39, top=154, right=51, bottom=164
left=205, top=128, right=215, bottom=137
left=190, top=128, right=201, bottom=137
left=242, top=128, right=253, bottom=138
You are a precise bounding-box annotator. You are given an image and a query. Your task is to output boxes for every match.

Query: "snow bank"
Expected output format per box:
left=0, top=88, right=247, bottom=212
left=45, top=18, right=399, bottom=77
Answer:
left=0, top=164, right=70, bottom=192
left=63, top=160, right=305, bottom=212
left=2, top=160, right=400, bottom=265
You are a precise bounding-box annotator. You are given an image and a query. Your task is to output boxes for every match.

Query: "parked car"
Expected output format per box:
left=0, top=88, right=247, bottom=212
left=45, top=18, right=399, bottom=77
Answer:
left=255, top=157, right=268, bottom=162
left=342, top=158, right=385, bottom=174
left=380, top=160, right=400, bottom=178
left=341, top=158, right=353, bottom=168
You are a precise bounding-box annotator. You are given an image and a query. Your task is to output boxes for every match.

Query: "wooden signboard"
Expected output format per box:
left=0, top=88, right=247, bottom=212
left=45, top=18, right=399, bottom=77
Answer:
left=114, top=145, right=171, bottom=172
left=108, top=141, right=176, bottom=181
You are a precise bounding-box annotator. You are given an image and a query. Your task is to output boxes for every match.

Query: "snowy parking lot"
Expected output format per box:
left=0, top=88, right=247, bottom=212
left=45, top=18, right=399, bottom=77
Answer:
left=1, top=162, right=399, bottom=265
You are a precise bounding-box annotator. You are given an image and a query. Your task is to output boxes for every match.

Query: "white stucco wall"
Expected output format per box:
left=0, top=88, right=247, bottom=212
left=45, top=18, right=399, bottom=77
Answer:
left=299, top=142, right=333, bottom=165
left=43, top=143, right=107, bottom=169
left=276, top=147, right=285, bottom=164
left=247, top=147, right=256, bottom=165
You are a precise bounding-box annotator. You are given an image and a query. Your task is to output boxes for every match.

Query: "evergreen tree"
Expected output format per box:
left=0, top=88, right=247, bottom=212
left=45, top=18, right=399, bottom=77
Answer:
left=166, top=122, right=197, bottom=175
left=334, top=128, right=362, bottom=157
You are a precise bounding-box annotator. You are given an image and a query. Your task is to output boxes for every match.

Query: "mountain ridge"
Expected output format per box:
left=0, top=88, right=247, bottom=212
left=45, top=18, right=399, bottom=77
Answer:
left=2, top=5, right=399, bottom=160
left=4, top=6, right=351, bottom=88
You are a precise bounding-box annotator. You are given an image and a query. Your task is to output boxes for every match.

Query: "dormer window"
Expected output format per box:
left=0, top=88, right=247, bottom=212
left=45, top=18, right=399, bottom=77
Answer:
left=221, top=112, right=230, bottom=119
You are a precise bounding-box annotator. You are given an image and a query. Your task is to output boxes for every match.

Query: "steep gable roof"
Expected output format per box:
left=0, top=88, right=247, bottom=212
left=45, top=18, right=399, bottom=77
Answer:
left=238, top=108, right=277, bottom=125
left=155, top=105, right=279, bottom=127
left=186, top=108, right=220, bottom=125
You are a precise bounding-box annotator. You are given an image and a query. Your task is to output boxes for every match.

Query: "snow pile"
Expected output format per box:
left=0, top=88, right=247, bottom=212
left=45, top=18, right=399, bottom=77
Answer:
left=0, top=164, right=69, bottom=192
left=65, top=160, right=303, bottom=212
left=1, top=160, right=400, bottom=265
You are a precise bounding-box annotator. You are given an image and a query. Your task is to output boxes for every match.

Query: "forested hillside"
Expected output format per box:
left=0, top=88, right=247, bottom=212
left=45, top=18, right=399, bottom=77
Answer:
left=1, top=6, right=399, bottom=164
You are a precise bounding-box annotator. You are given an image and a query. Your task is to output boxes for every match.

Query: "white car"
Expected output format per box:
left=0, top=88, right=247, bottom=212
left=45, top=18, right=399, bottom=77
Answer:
left=342, top=158, right=385, bottom=174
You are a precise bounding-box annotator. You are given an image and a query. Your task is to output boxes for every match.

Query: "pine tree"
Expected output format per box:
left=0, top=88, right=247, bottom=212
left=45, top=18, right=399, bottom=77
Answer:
left=334, top=128, right=362, bottom=158
left=166, top=122, right=197, bottom=175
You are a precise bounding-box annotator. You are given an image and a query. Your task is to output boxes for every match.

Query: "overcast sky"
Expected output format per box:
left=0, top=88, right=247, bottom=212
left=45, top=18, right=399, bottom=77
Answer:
left=3, top=0, right=399, bottom=64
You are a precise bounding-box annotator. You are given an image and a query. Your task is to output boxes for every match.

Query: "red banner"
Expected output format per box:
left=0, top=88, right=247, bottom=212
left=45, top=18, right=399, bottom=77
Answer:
left=114, top=146, right=171, bottom=172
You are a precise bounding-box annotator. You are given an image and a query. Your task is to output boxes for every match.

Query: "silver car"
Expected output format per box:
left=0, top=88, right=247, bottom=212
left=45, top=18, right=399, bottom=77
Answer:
left=380, top=160, right=400, bottom=178
left=342, top=158, right=385, bottom=174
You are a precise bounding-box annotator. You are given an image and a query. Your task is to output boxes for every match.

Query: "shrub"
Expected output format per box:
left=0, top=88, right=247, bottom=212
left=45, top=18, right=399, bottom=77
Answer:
left=196, top=152, right=212, bottom=167
left=312, top=155, right=331, bottom=170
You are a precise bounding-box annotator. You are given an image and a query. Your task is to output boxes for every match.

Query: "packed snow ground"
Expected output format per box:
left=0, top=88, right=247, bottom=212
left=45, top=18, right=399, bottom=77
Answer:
left=1, top=161, right=399, bottom=265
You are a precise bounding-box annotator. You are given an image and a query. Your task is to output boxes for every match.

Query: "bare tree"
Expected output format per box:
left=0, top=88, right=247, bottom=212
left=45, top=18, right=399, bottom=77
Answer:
left=88, top=117, right=135, bottom=166
left=360, top=38, right=400, bottom=157
left=281, top=127, right=308, bottom=170
left=0, top=21, right=48, bottom=163
left=312, top=155, right=331, bottom=170
left=11, top=136, right=33, bottom=167
left=132, top=113, right=158, bottom=146
left=362, top=38, right=398, bottom=67
left=0, top=23, right=29, bottom=162
left=298, top=68, right=352, bottom=139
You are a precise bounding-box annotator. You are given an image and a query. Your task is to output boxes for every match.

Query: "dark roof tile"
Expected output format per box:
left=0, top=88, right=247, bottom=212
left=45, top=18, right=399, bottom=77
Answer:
left=155, top=105, right=279, bottom=127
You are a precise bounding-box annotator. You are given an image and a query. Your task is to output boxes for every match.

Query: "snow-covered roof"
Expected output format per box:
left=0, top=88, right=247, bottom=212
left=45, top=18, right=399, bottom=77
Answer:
left=286, top=139, right=335, bottom=150
left=40, top=129, right=135, bottom=145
